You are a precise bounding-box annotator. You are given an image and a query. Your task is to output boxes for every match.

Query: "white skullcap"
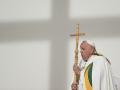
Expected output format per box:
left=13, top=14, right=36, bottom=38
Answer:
left=86, top=40, right=95, bottom=47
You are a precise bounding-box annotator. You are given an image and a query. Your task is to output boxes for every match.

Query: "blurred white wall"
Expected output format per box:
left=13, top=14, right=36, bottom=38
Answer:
left=0, top=0, right=120, bottom=90
left=0, top=41, right=51, bottom=90
left=69, top=0, right=120, bottom=18
left=0, top=0, right=53, bottom=90
left=0, top=0, right=52, bottom=22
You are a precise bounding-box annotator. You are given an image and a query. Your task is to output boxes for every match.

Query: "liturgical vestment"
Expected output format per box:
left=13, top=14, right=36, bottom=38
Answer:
left=79, top=55, right=115, bottom=90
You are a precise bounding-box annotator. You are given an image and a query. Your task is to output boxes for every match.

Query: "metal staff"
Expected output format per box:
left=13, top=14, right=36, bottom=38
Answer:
left=70, top=24, right=85, bottom=89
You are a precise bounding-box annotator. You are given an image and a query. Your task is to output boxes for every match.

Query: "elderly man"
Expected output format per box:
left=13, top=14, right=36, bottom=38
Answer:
left=71, top=40, right=115, bottom=90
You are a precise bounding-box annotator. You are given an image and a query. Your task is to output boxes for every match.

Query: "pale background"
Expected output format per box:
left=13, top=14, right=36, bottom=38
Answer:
left=0, top=0, right=120, bottom=90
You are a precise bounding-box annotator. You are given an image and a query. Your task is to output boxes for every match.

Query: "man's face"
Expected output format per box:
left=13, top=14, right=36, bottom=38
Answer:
left=80, top=42, right=93, bottom=61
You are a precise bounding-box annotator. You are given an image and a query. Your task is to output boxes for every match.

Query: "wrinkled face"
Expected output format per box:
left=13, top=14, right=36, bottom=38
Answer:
left=80, top=42, right=94, bottom=61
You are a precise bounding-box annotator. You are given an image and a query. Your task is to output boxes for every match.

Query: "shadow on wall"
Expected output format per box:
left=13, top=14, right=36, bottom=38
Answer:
left=0, top=0, right=70, bottom=90
left=71, top=17, right=120, bottom=38
left=0, top=0, right=120, bottom=90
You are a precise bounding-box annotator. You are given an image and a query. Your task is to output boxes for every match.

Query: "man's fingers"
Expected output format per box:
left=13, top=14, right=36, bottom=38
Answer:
left=73, top=64, right=78, bottom=70
left=73, top=65, right=80, bottom=71
left=71, top=83, right=78, bottom=90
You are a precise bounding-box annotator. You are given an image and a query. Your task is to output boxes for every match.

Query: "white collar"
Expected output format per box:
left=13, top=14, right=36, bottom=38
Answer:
left=85, top=55, right=96, bottom=68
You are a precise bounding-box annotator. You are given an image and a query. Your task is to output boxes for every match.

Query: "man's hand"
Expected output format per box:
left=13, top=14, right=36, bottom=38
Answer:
left=73, top=64, right=80, bottom=75
left=71, top=82, right=78, bottom=90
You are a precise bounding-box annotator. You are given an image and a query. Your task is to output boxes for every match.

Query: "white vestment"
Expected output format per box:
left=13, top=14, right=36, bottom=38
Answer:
left=79, top=55, right=115, bottom=90
left=113, top=76, right=120, bottom=90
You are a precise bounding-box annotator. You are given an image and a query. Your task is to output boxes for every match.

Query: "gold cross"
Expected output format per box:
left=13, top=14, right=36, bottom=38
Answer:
left=70, top=24, right=85, bottom=84
left=70, top=24, right=85, bottom=64
left=70, top=24, right=85, bottom=51
left=70, top=24, right=85, bottom=41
